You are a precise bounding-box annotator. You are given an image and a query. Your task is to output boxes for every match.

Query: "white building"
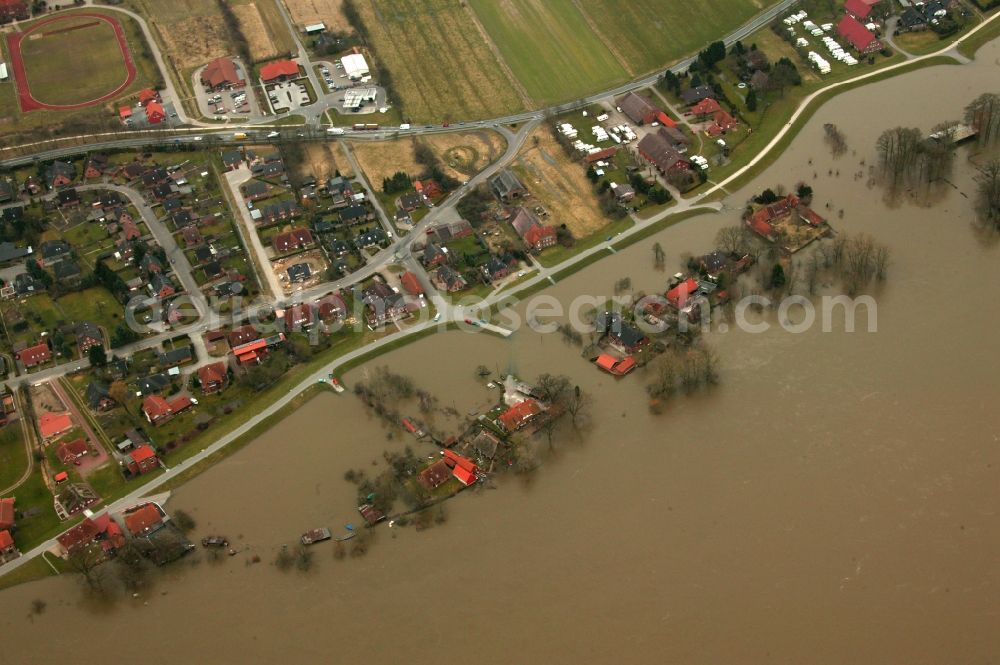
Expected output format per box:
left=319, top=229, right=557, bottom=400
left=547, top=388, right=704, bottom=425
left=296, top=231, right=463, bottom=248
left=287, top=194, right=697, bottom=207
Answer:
left=342, top=87, right=377, bottom=109
left=340, top=53, right=370, bottom=81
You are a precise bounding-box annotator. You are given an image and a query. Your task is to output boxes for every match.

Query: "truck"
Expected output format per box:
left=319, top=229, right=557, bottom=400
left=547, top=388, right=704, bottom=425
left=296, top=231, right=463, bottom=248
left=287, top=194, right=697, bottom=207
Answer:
left=233, top=132, right=248, bottom=140
left=326, top=127, right=345, bottom=135
left=399, top=123, right=411, bottom=130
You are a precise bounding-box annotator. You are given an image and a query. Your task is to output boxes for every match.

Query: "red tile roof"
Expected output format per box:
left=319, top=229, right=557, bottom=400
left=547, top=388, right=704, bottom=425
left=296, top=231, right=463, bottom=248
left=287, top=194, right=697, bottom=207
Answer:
left=498, top=399, right=541, bottom=431
left=17, top=341, right=51, bottom=367
left=57, top=517, right=101, bottom=553
left=691, top=98, right=722, bottom=116
left=56, top=438, right=88, bottom=465
left=39, top=412, right=73, bottom=439
left=584, top=146, right=619, bottom=163
left=400, top=271, right=424, bottom=296
left=0, top=498, right=14, bottom=530
left=452, top=465, right=476, bottom=486
left=272, top=228, right=313, bottom=253
left=124, top=504, right=163, bottom=536
left=666, top=277, right=699, bottom=309
left=656, top=111, right=677, bottom=128
left=523, top=224, right=557, bottom=250
left=317, top=293, right=347, bottom=320
left=260, top=59, right=300, bottom=81
left=143, top=395, right=172, bottom=421
left=844, top=0, right=872, bottom=18
left=138, top=88, right=158, bottom=105
left=198, top=362, right=228, bottom=390
left=595, top=354, right=618, bottom=371
left=0, top=530, right=13, bottom=550
left=145, top=101, right=166, bottom=122
left=418, top=459, right=452, bottom=489
left=131, top=444, right=157, bottom=465
left=837, top=14, right=880, bottom=52
left=202, top=57, right=241, bottom=88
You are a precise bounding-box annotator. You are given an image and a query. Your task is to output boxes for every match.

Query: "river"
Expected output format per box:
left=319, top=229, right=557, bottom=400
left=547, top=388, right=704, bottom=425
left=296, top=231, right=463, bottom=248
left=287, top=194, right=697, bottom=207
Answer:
left=2, top=44, right=999, bottom=665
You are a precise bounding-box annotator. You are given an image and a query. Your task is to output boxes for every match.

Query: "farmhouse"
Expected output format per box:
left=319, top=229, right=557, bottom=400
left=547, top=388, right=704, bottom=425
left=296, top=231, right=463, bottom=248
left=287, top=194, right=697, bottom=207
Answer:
left=837, top=14, right=883, bottom=54
left=497, top=399, right=542, bottom=432
left=637, top=132, right=690, bottom=175
left=845, top=0, right=873, bottom=20
left=618, top=91, right=661, bottom=125
left=201, top=57, right=243, bottom=90
left=489, top=169, right=528, bottom=202
left=260, top=60, right=300, bottom=83
left=594, top=311, right=648, bottom=353
left=510, top=207, right=557, bottom=252
left=340, top=52, right=370, bottom=80
left=123, top=503, right=164, bottom=536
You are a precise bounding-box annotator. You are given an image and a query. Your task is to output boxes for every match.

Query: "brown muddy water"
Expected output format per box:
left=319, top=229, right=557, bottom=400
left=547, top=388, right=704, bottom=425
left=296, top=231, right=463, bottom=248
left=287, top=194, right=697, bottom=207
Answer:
left=4, top=48, right=1000, bottom=664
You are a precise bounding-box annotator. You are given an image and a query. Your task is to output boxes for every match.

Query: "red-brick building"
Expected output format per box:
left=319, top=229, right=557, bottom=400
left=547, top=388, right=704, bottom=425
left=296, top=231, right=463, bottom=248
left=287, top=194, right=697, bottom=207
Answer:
left=126, top=444, right=160, bottom=475
left=197, top=362, right=229, bottom=394
left=17, top=341, right=51, bottom=368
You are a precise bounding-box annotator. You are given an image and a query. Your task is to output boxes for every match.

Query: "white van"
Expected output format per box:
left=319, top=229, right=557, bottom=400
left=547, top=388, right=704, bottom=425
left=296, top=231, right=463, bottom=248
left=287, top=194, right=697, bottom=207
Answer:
left=399, top=124, right=411, bottom=130
left=326, top=127, right=345, bottom=135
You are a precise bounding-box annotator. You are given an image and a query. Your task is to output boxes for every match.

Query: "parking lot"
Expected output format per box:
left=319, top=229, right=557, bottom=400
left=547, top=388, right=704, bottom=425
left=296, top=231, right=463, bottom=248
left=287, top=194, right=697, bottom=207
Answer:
left=267, top=81, right=312, bottom=113
left=192, top=60, right=266, bottom=121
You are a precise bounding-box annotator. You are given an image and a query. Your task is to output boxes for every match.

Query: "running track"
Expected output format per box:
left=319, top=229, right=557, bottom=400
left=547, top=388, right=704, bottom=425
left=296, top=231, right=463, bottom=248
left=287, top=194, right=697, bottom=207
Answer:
left=5, top=12, right=137, bottom=112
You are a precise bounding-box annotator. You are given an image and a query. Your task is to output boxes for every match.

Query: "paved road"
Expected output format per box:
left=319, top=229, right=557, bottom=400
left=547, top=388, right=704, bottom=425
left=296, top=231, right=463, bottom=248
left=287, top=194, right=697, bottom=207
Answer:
left=222, top=165, right=286, bottom=298
left=0, top=392, right=35, bottom=495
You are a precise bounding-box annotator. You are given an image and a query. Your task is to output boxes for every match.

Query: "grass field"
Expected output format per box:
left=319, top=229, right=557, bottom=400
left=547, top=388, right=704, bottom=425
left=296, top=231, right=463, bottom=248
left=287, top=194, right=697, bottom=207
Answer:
left=230, top=0, right=297, bottom=62
left=350, top=130, right=507, bottom=187
left=467, top=0, right=628, bottom=105
left=285, top=0, right=351, bottom=33
left=353, top=0, right=526, bottom=121
left=513, top=127, right=610, bottom=240
left=0, top=423, right=28, bottom=493
left=580, top=0, right=781, bottom=76
left=133, top=0, right=233, bottom=71
left=18, top=15, right=129, bottom=106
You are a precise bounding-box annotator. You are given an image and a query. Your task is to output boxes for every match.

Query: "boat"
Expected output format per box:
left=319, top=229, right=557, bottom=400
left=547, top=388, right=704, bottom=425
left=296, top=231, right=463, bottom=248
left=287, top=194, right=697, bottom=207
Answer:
left=329, top=375, right=345, bottom=393
left=201, top=536, right=229, bottom=548
left=333, top=532, right=356, bottom=542
left=358, top=503, right=386, bottom=526
left=301, top=527, right=332, bottom=545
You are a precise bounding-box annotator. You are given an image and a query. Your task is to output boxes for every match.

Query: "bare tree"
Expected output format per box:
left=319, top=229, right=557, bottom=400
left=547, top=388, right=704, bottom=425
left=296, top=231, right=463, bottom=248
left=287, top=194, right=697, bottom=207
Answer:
left=66, top=548, right=107, bottom=593
left=652, top=242, right=666, bottom=269
left=564, top=385, right=593, bottom=429
left=823, top=123, right=847, bottom=157
left=965, top=92, right=1000, bottom=148
left=975, top=159, right=1000, bottom=232
left=715, top=225, right=751, bottom=256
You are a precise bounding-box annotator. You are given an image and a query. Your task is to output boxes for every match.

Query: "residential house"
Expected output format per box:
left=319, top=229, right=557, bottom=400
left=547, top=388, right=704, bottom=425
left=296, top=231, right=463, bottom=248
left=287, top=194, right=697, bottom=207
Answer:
left=284, top=302, right=313, bottom=331
left=326, top=176, right=353, bottom=207
left=680, top=85, right=716, bottom=105
left=221, top=150, right=243, bottom=171
left=837, top=14, right=883, bottom=53
left=145, top=101, right=166, bottom=124
left=361, top=282, right=407, bottom=326
left=84, top=154, right=109, bottom=179
left=201, top=57, right=243, bottom=90
left=228, top=324, right=259, bottom=348
left=181, top=226, right=203, bottom=248
left=0, top=242, right=32, bottom=265
left=691, top=97, right=723, bottom=119
left=0, top=179, right=15, bottom=203
left=241, top=180, right=270, bottom=201
left=421, top=242, right=448, bottom=268
left=316, top=293, right=347, bottom=321
left=286, top=262, right=312, bottom=283
left=339, top=204, right=372, bottom=225
left=14, top=273, right=42, bottom=295
left=354, top=227, right=387, bottom=249
left=140, top=253, right=163, bottom=275
left=141, top=394, right=192, bottom=426
left=150, top=273, right=175, bottom=299
left=158, top=346, right=193, bottom=368
left=0, top=529, right=18, bottom=562
left=400, top=271, right=424, bottom=296
left=594, top=311, right=648, bottom=353
left=56, top=439, right=89, bottom=465
left=123, top=503, right=164, bottom=536
left=54, top=260, right=82, bottom=286
left=17, top=341, right=51, bottom=368
left=434, top=265, right=467, bottom=292
left=418, top=459, right=452, bottom=490
left=618, top=91, right=662, bottom=125
left=611, top=183, right=636, bottom=203
left=399, top=191, right=423, bottom=212
left=699, top=250, right=729, bottom=279
left=76, top=322, right=104, bottom=356
left=193, top=246, right=213, bottom=265
left=46, top=161, right=76, bottom=189
left=257, top=200, right=300, bottom=224
left=56, top=513, right=124, bottom=557
left=136, top=372, right=170, bottom=396
left=85, top=380, right=115, bottom=411
left=428, top=219, right=474, bottom=244
left=260, top=59, right=300, bottom=83
left=666, top=277, right=700, bottom=310
left=482, top=254, right=515, bottom=282
left=56, top=188, right=80, bottom=208
left=120, top=213, right=141, bottom=241
left=171, top=210, right=195, bottom=229
left=845, top=0, right=873, bottom=20
left=706, top=110, right=738, bottom=136
left=326, top=237, right=349, bottom=257
left=497, top=399, right=542, bottom=432
left=489, top=169, right=528, bottom=202
left=415, top=179, right=443, bottom=200
left=898, top=7, right=928, bottom=31
left=272, top=228, right=314, bottom=253
left=197, top=362, right=229, bottom=394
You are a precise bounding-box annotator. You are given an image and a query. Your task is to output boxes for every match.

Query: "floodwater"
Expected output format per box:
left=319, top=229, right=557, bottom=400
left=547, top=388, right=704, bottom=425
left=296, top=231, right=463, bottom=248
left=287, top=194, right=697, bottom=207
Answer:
left=4, top=45, right=1000, bottom=664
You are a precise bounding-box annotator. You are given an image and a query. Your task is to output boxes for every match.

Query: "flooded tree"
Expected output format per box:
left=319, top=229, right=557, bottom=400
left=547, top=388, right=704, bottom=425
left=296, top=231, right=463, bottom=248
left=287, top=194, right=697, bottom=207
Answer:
left=964, top=92, right=1000, bottom=148
left=295, top=546, right=314, bottom=572
left=172, top=510, right=196, bottom=534
left=875, top=127, right=954, bottom=200
left=647, top=346, right=718, bottom=404
left=564, top=385, right=593, bottom=429
left=652, top=242, right=666, bottom=269
left=823, top=123, right=847, bottom=157
left=875, top=127, right=923, bottom=192
left=66, top=548, right=108, bottom=594
left=274, top=547, right=295, bottom=571
left=975, top=160, right=1000, bottom=232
